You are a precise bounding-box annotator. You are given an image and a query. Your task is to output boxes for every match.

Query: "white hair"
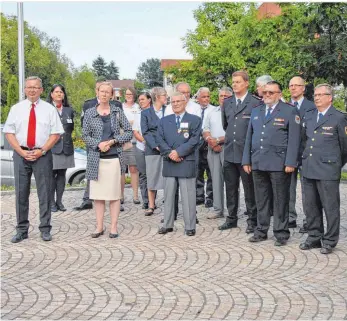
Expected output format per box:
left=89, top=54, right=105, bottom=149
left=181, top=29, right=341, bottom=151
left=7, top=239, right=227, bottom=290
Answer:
left=25, top=76, right=42, bottom=87
left=256, top=75, right=273, bottom=86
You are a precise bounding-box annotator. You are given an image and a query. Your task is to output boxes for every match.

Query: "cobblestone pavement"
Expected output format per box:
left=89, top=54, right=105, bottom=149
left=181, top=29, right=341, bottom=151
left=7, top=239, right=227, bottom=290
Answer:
left=1, top=183, right=347, bottom=320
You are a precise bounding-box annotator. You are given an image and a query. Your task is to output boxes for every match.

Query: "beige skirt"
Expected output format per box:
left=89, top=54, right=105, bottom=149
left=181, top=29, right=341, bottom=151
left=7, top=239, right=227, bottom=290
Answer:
left=90, top=158, right=122, bottom=201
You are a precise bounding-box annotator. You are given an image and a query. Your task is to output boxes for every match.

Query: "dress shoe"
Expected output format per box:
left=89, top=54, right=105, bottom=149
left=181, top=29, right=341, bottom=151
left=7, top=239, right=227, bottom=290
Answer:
left=299, top=241, right=322, bottom=250
left=299, top=224, right=308, bottom=233
left=73, top=201, right=93, bottom=210
left=145, top=208, right=155, bottom=216
left=288, top=221, right=297, bottom=228
left=51, top=203, right=58, bottom=212
left=320, top=244, right=333, bottom=254
left=133, top=199, right=141, bottom=205
left=207, top=213, right=224, bottom=219
left=120, top=198, right=124, bottom=204
left=186, top=229, right=196, bottom=236
left=274, top=239, right=287, bottom=246
left=11, top=232, right=28, bottom=243
left=142, top=203, right=149, bottom=210
left=120, top=205, right=124, bottom=212
left=56, top=203, right=67, bottom=211
left=248, top=235, right=267, bottom=243
left=196, top=218, right=199, bottom=224
left=158, top=227, right=173, bottom=234
left=196, top=199, right=205, bottom=206
left=218, top=222, right=237, bottom=230
left=91, top=229, right=105, bottom=238
left=109, top=233, right=119, bottom=238
left=245, top=225, right=255, bottom=234
left=41, top=231, right=52, bottom=241
left=205, top=199, right=213, bottom=208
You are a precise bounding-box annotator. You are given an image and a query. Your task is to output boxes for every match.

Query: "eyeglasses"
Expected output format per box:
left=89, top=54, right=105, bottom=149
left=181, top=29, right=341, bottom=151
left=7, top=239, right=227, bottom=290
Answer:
left=313, top=93, right=331, bottom=98
left=179, top=91, right=190, bottom=94
left=219, top=95, right=231, bottom=98
left=25, top=87, right=41, bottom=90
left=263, top=91, right=281, bottom=96
left=171, top=100, right=185, bottom=104
left=125, top=94, right=133, bottom=96
left=289, top=84, right=304, bottom=88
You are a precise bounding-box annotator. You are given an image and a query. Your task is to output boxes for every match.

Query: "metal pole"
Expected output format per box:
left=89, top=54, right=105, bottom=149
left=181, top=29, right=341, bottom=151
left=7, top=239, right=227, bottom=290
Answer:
left=17, top=2, right=25, bottom=101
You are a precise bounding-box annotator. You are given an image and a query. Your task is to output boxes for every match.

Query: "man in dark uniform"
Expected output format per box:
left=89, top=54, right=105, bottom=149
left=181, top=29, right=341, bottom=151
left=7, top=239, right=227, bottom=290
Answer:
left=299, top=84, right=347, bottom=254
left=287, top=76, right=316, bottom=232
left=219, top=71, right=262, bottom=233
left=74, top=78, right=123, bottom=211
left=242, top=81, right=301, bottom=246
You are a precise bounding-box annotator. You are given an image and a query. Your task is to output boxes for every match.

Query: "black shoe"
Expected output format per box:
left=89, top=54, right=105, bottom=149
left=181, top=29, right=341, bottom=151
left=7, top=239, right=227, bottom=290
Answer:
left=288, top=221, right=297, bottom=228
left=56, top=203, right=67, bottom=211
left=158, top=227, right=174, bottom=234
left=91, top=229, right=105, bottom=238
left=120, top=205, right=124, bottom=212
left=299, top=241, right=322, bottom=250
left=74, top=200, right=93, bottom=210
left=196, top=199, right=204, bottom=206
left=205, top=199, right=213, bottom=208
left=41, top=231, right=52, bottom=241
left=186, top=229, right=196, bottom=236
left=11, top=232, right=28, bottom=243
left=109, top=233, right=119, bottom=238
left=274, top=239, right=287, bottom=246
left=196, top=218, right=199, bottom=224
left=218, top=222, right=237, bottom=230
left=142, top=203, right=149, bottom=210
left=145, top=208, right=154, bottom=216
left=249, top=235, right=267, bottom=243
left=120, top=198, right=124, bottom=204
left=51, top=203, right=58, bottom=212
left=133, top=199, right=141, bottom=205
left=320, top=244, right=333, bottom=254
left=299, top=224, right=308, bottom=234
left=246, top=225, right=255, bottom=234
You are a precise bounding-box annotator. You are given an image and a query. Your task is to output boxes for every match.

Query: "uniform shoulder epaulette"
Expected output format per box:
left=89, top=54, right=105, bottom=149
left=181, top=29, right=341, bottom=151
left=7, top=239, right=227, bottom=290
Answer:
left=224, top=96, right=233, bottom=102
left=286, top=102, right=295, bottom=107
left=336, top=109, right=347, bottom=115
left=252, top=94, right=262, bottom=100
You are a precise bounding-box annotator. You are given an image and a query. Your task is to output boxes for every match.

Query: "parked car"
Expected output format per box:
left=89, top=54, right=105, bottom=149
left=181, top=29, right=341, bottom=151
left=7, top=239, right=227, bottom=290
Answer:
left=1, top=125, right=87, bottom=187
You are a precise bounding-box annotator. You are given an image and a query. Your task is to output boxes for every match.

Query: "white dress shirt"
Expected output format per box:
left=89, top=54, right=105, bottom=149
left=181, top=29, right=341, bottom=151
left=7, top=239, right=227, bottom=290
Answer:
left=317, top=106, right=331, bottom=122
left=132, top=112, right=145, bottom=151
left=123, top=103, right=140, bottom=143
left=3, top=98, right=64, bottom=148
left=291, top=96, right=304, bottom=109
left=203, top=106, right=225, bottom=138
left=200, top=104, right=215, bottom=129
left=165, top=99, right=201, bottom=117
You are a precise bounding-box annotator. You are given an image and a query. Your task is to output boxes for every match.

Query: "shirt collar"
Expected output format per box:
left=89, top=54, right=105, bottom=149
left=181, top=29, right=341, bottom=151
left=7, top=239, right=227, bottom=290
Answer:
left=266, top=102, right=279, bottom=110
left=175, top=112, right=185, bottom=119
left=291, top=96, right=304, bottom=108
left=319, top=105, right=331, bottom=116
left=235, top=91, right=248, bottom=104
left=28, top=98, right=40, bottom=107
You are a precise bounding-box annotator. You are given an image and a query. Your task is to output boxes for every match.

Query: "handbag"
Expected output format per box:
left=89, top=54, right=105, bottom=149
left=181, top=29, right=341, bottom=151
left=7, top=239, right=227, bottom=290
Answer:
left=117, top=112, right=133, bottom=151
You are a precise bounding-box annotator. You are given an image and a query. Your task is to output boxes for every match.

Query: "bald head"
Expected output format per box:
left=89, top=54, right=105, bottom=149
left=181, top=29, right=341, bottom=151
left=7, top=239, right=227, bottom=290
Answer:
left=289, top=76, right=306, bottom=101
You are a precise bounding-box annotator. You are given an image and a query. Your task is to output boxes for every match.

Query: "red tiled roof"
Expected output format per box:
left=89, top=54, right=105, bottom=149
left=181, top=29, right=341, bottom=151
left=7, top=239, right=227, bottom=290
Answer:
left=257, top=3, right=282, bottom=19
left=109, top=79, right=135, bottom=89
left=160, top=59, right=192, bottom=70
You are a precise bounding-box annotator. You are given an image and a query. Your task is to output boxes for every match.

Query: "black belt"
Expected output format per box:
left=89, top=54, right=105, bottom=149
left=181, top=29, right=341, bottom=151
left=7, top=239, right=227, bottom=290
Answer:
left=20, top=146, right=41, bottom=151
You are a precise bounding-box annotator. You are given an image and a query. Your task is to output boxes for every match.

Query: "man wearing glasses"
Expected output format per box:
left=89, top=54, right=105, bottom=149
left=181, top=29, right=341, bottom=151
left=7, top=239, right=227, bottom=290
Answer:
left=299, top=84, right=347, bottom=254
left=287, top=76, right=316, bottom=232
left=4, top=76, right=64, bottom=243
left=242, top=81, right=301, bottom=246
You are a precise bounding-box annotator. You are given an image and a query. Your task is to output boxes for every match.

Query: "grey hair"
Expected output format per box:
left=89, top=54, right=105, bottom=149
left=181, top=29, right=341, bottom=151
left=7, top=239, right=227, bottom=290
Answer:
left=175, top=82, right=191, bottom=93
left=196, top=87, right=210, bottom=97
left=219, top=86, right=233, bottom=95
left=171, top=91, right=187, bottom=101
left=315, top=83, right=334, bottom=100
left=25, top=76, right=42, bottom=87
left=256, top=75, right=273, bottom=86
left=150, top=87, right=167, bottom=102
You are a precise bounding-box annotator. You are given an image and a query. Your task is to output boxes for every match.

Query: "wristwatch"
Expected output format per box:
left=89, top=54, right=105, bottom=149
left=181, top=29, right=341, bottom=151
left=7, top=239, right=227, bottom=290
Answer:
left=216, top=138, right=220, bottom=145
left=41, top=149, right=47, bottom=156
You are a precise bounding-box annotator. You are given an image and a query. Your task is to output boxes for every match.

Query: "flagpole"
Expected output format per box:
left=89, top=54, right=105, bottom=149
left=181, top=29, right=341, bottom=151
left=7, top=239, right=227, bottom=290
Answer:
left=17, top=2, right=25, bottom=101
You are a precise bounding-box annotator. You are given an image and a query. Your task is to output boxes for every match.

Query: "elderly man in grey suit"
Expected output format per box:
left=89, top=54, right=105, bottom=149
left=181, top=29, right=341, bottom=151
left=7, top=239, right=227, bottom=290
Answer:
left=157, top=92, right=202, bottom=236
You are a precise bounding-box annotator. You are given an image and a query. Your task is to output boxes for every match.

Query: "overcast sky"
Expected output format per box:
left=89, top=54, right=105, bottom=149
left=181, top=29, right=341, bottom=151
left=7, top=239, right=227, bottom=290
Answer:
left=2, top=1, right=201, bottom=79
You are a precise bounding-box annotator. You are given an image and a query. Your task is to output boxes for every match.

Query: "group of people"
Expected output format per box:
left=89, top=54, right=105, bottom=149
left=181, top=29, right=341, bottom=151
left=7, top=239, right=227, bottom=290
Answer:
left=4, top=73, right=347, bottom=255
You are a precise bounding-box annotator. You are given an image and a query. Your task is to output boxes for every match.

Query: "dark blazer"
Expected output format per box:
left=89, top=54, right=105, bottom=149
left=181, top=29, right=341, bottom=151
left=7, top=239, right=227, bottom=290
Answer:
left=157, top=113, right=201, bottom=178
left=81, top=97, right=122, bottom=128
left=301, top=106, right=347, bottom=180
left=51, top=106, right=74, bottom=156
left=242, top=101, right=301, bottom=171
left=289, top=97, right=315, bottom=119
left=222, top=92, right=262, bottom=163
left=141, top=106, right=166, bottom=156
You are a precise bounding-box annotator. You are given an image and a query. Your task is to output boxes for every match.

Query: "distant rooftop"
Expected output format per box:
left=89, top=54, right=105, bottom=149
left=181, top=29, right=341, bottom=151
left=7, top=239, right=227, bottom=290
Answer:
left=160, top=59, right=192, bottom=71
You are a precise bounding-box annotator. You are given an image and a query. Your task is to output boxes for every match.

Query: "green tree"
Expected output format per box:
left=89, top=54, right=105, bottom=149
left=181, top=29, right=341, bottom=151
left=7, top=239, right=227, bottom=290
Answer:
left=1, top=75, right=18, bottom=122
left=136, top=58, right=163, bottom=88
left=92, top=55, right=108, bottom=78
left=106, top=60, right=119, bottom=80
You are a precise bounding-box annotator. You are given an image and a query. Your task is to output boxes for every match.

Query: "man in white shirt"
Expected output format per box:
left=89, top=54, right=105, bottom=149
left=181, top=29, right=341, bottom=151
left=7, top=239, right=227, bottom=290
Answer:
left=3, top=76, right=64, bottom=243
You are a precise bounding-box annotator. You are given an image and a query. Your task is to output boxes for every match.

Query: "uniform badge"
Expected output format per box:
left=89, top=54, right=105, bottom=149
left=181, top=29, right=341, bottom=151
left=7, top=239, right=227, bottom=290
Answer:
left=295, top=115, right=300, bottom=124
left=184, top=132, right=189, bottom=139
left=254, top=116, right=258, bottom=120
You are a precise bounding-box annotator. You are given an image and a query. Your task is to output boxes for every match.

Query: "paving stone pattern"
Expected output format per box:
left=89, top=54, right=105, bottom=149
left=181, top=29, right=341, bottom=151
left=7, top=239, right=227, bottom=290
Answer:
left=1, top=183, right=347, bottom=320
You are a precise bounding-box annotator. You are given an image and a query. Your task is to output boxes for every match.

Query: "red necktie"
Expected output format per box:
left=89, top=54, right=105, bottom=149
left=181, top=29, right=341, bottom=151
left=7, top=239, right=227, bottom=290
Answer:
left=27, top=103, right=36, bottom=148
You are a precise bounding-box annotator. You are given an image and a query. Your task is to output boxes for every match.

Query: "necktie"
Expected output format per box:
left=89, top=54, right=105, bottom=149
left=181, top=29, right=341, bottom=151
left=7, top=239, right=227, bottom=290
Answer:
left=294, top=101, right=299, bottom=110
left=176, top=115, right=180, bottom=129
left=318, top=112, right=323, bottom=123
left=27, top=103, right=36, bottom=148
left=201, top=107, right=206, bottom=123
left=265, top=107, right=272, bottom=120
left=237, top=99, right=242, bottom=109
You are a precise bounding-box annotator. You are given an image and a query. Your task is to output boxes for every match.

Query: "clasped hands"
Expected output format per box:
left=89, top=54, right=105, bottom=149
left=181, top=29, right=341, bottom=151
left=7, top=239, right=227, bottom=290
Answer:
left=207, top=137, right=222, bottom=153
left=243, top=165, right=295, bottom=174
left=21, top=149, right=42, bottom=161
left=168, top=150, right=183, bottom=162
left=98, top=140, right=114, bottom=153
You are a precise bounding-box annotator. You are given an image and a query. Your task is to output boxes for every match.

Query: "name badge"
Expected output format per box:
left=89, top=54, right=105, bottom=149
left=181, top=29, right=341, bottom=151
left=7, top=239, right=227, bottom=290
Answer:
left=67, top=118, right=73, bottom=123
left=180, top=122, right=189, bottom=128
left=253, top=116, right=258, bottom=120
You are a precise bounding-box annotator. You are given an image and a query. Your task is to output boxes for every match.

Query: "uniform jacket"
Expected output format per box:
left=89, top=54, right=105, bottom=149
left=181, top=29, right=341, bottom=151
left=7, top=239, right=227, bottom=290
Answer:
left=157, top=113, right=201, bottom=178
left=81, top=97, right=122, bottom=128
left=301, top=106, right=347, bottom=180
left=141, top=105, right=166, bottom=156
left=82, top=104, right=132, bottom=180
left=222, top=93, right=262, bottom=163
left=242, top=101, right=301, bottom=171
left=51, top=106, right=74, bottom=156
left=297, top=97, right=315, bottom=119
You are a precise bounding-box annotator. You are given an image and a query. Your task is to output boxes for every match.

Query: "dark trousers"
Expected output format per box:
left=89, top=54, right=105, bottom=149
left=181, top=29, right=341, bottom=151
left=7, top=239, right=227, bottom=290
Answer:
left=252, top=170, right=291, bottom=241
left=224, top=161, right=257, bottom=227
left=196, top=148, right=213, bottom=202
left=289, top=166, right=307, bottom=225
left=51, top=169, right=67, bottom=205
left=302, top=178, right=340, bottom=247
left=13, top=150, right=53, bottom=233
left=135, top=147, right=148, bottom=205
